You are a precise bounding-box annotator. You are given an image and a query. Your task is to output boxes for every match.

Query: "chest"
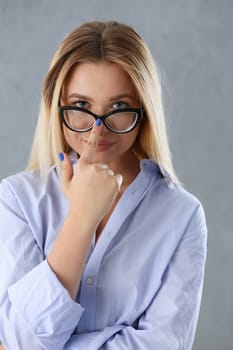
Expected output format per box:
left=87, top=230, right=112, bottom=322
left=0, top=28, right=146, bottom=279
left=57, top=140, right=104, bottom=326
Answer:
left=76, top=209, right=177, bottom=333
left=95, top=193, right=122, bottom=242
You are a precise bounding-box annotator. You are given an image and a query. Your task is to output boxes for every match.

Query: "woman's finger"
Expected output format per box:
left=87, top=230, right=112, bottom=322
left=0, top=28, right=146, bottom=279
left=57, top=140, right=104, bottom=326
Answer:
left=107, top=169, right=114, bottom=176
left=59, top=152, right=73, bottom=188
left=115, top=173, right=123, bottom=191
left=81, top=119, right=103, bottom=164
left=96, top=163, right=108, bottom=169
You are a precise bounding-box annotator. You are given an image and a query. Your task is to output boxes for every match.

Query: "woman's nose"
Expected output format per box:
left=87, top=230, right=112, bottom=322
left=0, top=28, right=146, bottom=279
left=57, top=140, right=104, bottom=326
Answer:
left=99, top=120, right=110, bottom=135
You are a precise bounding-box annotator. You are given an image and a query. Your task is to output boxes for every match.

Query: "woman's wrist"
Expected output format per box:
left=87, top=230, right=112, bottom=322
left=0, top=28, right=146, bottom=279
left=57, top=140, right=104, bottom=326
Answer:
left=66, top=205, right=99, bottom=236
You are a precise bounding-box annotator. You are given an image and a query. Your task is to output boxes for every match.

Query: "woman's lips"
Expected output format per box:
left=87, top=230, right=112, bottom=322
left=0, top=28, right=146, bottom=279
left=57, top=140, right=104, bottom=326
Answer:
left=82, top=139, right=114, bottom=152
left=97, top=142, right=114, bottom=152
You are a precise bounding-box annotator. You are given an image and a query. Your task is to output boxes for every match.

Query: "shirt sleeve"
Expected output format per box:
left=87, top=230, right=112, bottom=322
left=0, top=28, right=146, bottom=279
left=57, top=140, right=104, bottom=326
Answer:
left=63, top=202, right=208, bottom=350
left=0, top=180, right=84, bottom=350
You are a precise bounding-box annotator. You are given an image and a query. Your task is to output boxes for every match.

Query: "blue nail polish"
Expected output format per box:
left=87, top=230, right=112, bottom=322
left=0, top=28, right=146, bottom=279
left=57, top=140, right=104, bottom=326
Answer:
left=96, top=118, right=102, bottom=126
left=59, top=152, right=64, bottom=161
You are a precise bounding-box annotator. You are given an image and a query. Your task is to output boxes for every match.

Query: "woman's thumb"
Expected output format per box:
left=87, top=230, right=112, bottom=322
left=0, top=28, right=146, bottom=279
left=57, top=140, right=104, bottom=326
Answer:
left=59, top=152, right=73, bottom=187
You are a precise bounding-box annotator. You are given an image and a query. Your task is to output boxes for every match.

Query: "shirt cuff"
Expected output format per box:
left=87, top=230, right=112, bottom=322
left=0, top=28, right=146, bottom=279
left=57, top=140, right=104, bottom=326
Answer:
left=8, top=259, right=84, bottom=348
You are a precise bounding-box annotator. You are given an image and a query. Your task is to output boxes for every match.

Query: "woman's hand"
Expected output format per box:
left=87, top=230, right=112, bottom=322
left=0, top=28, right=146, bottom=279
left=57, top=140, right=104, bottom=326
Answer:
left=60, top=120, right=123, bottom=226
left=48, top=120, right=123, bottom=299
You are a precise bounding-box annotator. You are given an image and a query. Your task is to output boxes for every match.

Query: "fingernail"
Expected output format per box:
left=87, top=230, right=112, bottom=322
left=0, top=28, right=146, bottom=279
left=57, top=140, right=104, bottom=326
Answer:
left=95, top=118, right=102, bottom=126
left=59, top=152, right=64, bottom=161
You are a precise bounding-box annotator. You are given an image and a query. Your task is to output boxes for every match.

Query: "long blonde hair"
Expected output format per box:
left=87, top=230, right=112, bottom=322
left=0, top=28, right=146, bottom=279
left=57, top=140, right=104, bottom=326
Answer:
left=27, top=21, right=178, bottom=183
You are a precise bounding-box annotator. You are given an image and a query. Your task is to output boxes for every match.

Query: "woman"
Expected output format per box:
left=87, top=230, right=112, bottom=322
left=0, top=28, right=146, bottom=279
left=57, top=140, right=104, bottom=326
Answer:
left=0, top=21, right=207, bottom=349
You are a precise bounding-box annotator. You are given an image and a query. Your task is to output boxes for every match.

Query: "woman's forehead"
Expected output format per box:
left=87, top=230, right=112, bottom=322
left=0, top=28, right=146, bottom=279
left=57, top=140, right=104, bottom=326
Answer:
left=62, top=62, right=138, bottom=102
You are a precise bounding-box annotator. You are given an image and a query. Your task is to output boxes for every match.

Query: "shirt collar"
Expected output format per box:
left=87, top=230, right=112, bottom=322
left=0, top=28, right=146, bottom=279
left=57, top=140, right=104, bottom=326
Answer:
left=140, top=159, right=173, bottom=182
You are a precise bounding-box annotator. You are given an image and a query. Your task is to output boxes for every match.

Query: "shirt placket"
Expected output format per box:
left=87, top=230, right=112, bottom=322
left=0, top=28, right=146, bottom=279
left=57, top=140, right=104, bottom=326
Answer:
left=77, top=163, right=156, bottom=332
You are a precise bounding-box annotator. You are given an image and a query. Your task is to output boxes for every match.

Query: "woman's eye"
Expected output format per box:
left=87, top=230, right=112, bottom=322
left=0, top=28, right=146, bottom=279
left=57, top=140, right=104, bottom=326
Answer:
left=75, top=101, right=88, bottom=108
left=112, top=101, right=128, bottom=109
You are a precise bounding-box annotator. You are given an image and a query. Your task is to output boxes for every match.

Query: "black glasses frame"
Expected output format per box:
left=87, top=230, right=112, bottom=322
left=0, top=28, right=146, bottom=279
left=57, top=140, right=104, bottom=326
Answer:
left=59, top=106, right=143, bottom=134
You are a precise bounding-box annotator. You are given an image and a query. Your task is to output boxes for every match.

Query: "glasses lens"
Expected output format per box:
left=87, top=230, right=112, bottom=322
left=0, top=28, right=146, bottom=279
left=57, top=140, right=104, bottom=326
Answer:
left=105, top=111, right=138, bottom=132
left=63, top=109, right=94, bottom=131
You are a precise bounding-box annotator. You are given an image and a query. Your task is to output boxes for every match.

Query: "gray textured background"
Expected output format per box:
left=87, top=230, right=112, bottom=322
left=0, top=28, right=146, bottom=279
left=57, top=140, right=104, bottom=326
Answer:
left=0, top=0, right=232, bottom=349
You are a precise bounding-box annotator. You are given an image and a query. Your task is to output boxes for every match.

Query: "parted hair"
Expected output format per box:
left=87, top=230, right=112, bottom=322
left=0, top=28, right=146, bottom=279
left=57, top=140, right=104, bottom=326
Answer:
left=27, top=21, right=178, bottom=183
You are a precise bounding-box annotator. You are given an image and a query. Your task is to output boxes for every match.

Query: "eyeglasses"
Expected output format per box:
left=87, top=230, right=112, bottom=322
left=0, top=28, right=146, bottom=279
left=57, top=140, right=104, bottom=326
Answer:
left=59, top=106, right=143, bottom=134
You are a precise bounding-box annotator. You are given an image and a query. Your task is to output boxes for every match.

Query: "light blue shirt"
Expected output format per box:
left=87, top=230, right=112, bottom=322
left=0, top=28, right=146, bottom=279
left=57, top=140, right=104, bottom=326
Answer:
left=0, top=159, right=207, bottom=350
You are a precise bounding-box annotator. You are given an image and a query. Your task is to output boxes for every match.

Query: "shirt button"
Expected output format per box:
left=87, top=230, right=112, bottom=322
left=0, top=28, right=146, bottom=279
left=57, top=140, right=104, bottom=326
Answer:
left=86, top=277, right=94, bottom=285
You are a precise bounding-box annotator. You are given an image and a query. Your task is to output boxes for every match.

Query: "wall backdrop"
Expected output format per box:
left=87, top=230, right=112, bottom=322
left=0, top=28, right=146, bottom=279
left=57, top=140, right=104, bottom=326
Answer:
left=0, top=1, right=232, bottom=349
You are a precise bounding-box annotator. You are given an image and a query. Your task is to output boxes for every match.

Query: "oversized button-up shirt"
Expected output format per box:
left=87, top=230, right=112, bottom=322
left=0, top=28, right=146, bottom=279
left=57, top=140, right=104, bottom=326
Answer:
left=0, top=159, right=207, bottom=349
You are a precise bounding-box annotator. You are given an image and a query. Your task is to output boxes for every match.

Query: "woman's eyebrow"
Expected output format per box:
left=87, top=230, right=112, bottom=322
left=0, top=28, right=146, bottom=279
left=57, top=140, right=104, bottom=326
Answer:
left=67, top=93, right=94, bottom=102
left=67, top=93, right=137, bottom=103
left=108, top=94, right=137, bottom=102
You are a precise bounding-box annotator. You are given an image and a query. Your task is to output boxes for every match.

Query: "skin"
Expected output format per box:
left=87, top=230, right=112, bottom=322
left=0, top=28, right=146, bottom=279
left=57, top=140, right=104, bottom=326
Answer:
left=61, top=61, right=141, bottom=179
left=48, top=62, right=142, bottom=299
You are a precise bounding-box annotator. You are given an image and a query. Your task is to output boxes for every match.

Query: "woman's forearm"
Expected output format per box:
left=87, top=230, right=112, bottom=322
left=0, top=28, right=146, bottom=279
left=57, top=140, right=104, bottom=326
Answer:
left=47, top=207, right=97, bottom=300
left=48, top=124, right=121, bottom=300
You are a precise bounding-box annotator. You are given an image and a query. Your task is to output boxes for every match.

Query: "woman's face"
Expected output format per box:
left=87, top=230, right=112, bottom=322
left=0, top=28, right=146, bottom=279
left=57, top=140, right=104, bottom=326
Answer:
left=61, top=61, right=141, bottom=169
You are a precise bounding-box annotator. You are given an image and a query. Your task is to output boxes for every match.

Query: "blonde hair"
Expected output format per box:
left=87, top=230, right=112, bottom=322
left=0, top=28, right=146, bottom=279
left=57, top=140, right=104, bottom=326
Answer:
left=27, top=21, right=179, bottom=183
